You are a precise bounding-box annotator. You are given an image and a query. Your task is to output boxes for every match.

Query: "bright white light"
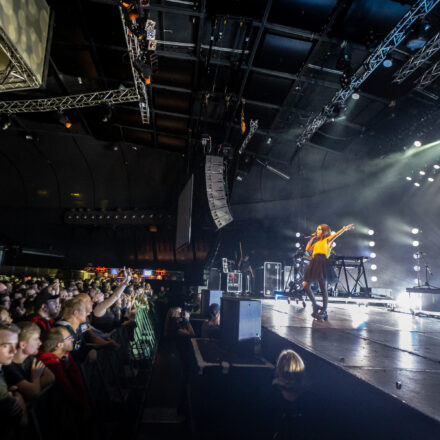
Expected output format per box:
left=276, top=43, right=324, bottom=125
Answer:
left=413, top=253, right=419, bottom=259
left=414, top=265, right=420, bottom=271
left=371, top=264, right=377, bottom=270
left=406, top=176, right=412, bottom=181
left=371, top=276, right=378, bottom=282
left=396, top=291, right=421, bottom=311
left=414, top=182, right=420, bottom=187
left=367, top=229, right=374, bottom=235
left=370, top=252, right=376, bottom=258
left=295, top=232, right=301, bottom=237
left=419, top=170, right=426, bottom=175
left=428, top=177, right=434, bottom=182
left=295, top=242, right=301, bottom=248
left=352, top=92, right=360, bottom=100
left=412, top=240, right=419, bottom=247
left=414, top=140, right=422, bottom=147
left=369, top=241, right=375, bottom=247
left=332, top=242, right=336, bottom=248
left=411, top=228, right=419, bottom=234
left=434, top=164, right=440, bottom=170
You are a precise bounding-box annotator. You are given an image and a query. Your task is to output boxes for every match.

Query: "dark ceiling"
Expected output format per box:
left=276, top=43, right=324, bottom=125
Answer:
left=1, top=0, right=440, bottom=273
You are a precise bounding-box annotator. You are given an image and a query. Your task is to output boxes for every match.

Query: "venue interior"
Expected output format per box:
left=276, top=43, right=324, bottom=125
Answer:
left=1, top=0, right=440, bottom=439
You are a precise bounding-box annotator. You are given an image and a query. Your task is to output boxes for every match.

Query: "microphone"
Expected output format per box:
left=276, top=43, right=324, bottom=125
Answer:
left=304, top=234, right=317, bottom=239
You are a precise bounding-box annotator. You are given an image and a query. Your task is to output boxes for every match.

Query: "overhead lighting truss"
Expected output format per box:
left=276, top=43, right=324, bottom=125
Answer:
left=296, top=0, right=440, bottom=149
left=393, top=32, right=440, bottom=83
left=119, top=6, right=150, bottom=124
left=0, top=87, right=139, bottom=114
left=415, top=57, right=440, bottom=88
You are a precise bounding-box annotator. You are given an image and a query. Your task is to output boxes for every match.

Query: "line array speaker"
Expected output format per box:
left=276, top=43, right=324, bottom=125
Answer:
left=205, top=155, right=233, bottom=229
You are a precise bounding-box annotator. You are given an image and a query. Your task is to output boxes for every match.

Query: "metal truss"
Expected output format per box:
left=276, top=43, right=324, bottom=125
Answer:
left=238, top=119, right=259, bottom=154
left=393, top=33, right=440, bottom=83
left=296, top=0, right=440, bottom=148
left=0, top=33, right=40, bottom=92
left=119, top=7, right=150, bottom=124
left=0, top=87, right=139, bottom=114
left=415, top=58, right=440, bottom=88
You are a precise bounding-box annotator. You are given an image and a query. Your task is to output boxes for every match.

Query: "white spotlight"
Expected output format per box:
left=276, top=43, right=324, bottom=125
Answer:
left=428, top=177, right=434, bottom=182
left=351, top=92, right=360, bottom=100
left=370, top=252, right=376, bottom=258
left=414, top=265, right=420, bottom=272
left=369, top=241, right=375, bottom=247
left=412, top=240, right=419, bottom=247
left=414, top=182, right=420, bottom=187
left=413, top=253, right=419, bottom=259
left=419, top=170, right=426, bottom=175
left=371, top=264, right=377, bottom=270
left=367, top=229, right=374, bottom=235
left=411, top=228, right=419, bottom=234
left=371, top=276, right=378, bottom=282
left=295, top=242, right=301, bottom=248
left=434, top=164, right=440, bottom=169
left=295, top=232, right=301, bottom=238
left=406, top=176, right=412, bottom=181
left=414, top=140, right=422, bottom=147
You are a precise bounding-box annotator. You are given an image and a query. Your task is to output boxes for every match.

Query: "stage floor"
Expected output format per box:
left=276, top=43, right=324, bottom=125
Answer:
left=261, top=299, right=440, bottom=423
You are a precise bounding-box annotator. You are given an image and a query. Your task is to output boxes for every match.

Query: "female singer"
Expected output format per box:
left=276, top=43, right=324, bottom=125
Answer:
left=303, top=224, right=354, bottom=320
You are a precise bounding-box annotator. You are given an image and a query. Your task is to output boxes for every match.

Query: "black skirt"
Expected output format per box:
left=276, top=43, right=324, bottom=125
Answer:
left=303, top=254, right=337, bottom=283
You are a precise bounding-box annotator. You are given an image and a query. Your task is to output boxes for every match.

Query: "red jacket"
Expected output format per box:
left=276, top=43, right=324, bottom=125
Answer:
left=37, top=350, right=89, bottom=408
left=30, top=315, right=54, bottom=332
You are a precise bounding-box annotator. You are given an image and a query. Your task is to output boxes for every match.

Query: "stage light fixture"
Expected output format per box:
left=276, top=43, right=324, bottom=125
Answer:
left=414, top=182, right=420, bottom=187
left=367, top=229, right=374, bottom=235
left=428, top=177, right=434, bottom=182
left=370, top=252, right=376, bottom=258
left=369, top=241, right=375, bottom=247
left=1, top=116, right=12, bottom=131
left=414, top=265, right=420, bottom=272
left=295, top=232, right=301, bottom=238
left=102, top=106, right=112, bottom=123
left=414, top=140, right=422, bottom=147
left=406, top=176, right=412, bottom=181
left=411, top=228, right=419, bottom=234
left=57, top=111, right=72, bottom=129
left=413, top=253, right=418, bottom=259
left=371, top=264, right=377, bottom=270
left=434, top=164, right=440, bottom=169
left=412, top=240, right=419, bottom=247
left=383, top=58, right=393, bottom=68
left=419, top=170, right=426, bottom=175
left=371, top=276, right=378, bottom=282
left=351, top=92, right=360, bottom=100
left=295, top=242, right=301, bottom=248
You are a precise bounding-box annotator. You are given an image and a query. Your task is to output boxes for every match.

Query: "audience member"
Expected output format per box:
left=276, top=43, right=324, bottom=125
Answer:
left=0, top=293, right=11, bottom=310
left=38, top=326, right=89, bottom=408
left=0, top=306, right=13, bottom=323
left=29, top=290, right=60, bottom=332
left=201, top=303, right=220, bottom=339
left=3, top=322, right=54, bottom=400
left=0, top=322, right=27, bottom=427
left=56, top=298, right=96, bottom=363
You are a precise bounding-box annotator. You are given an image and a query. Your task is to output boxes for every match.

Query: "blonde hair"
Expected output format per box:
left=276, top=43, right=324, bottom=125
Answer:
left=274, top=350, right=305, bottom=387
left=16, top=321, right=40, bottom=343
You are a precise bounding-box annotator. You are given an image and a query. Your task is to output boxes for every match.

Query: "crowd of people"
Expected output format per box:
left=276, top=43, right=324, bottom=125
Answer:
left=0, top=268, right=164, bottom=436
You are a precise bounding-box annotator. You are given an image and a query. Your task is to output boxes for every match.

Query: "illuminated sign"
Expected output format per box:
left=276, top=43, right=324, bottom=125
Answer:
left=142, top=269, right=153, bottom=277
left=110, top=268, right=119, bottom=275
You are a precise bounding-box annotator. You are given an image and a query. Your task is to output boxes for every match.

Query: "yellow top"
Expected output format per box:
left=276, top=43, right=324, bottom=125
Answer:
left=312, top=238, right=332, bottom=258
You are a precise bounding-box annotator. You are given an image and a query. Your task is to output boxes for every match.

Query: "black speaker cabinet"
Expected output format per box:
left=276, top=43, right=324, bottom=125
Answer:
left=207, top=268, right=221, bottom=290
left=201, top=289, right=223, bottom=316
left=221, top=297, right=261, bottom=345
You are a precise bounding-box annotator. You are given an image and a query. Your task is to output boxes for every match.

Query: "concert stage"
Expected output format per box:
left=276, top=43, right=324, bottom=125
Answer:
left=261, top=299, right=440, bottom=438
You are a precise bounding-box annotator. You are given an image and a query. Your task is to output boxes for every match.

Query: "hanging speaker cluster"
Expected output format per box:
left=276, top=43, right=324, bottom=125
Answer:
left=205, top=155, right=233, bottom=230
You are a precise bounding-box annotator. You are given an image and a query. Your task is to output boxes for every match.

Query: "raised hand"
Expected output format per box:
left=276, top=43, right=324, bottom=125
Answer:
left=31, top=358, right=46, bottom=378
left=122, top=267, right=132, bottom=284
left=344, top=224, right=355, bottom=231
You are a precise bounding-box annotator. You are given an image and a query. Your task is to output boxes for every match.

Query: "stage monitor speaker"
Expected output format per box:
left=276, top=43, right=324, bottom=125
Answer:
left=227, top=271, right=242, bottom=293
left=205, top=155, right=233, bottom=230
left=264, top=262, right=282, bottom=297
left=0, top=0, right=51, bottom=92
left=221, top=297, right=261, bottom=345
left=207, top=268, right=221, bottom=290
left=201, top=289, right=223, bottom=316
